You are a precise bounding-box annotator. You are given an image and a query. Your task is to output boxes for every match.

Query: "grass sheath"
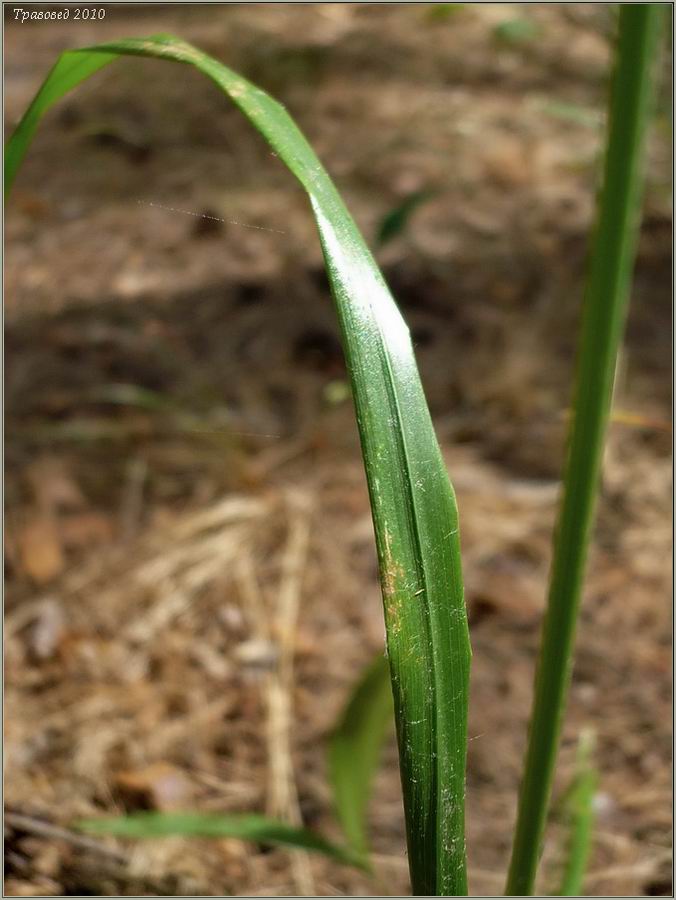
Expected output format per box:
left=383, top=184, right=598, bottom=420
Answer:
left=5, top=35, right=471, bottom=896
left=505, top=6, right=662, bottom=895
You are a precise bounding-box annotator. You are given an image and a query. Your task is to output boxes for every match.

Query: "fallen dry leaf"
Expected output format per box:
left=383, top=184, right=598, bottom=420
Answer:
left=113, top=762, right=194, bottom=812
left=16, top=517, right=65, bottom=585
left=59, top=512, right=114, bottom=551
left=25, top=457, right=86, bottom=514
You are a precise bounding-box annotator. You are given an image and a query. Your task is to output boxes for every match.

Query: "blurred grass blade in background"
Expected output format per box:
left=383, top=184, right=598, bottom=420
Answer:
left=6, top=34, right=471, bottom=895
left=505, top=6, right=662, bottom=895
left=557, top=731, right=598, bottom=897
left=376, top=189, right=436, bottom=247
left=328, top=654, right=394, bottom=856
left=79, top=657, right=395, bottom=873
left=78, top=812, right=365, bottom=867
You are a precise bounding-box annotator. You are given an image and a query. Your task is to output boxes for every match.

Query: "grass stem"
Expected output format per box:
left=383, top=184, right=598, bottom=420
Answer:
left=505, top=6, right=663, bottom=895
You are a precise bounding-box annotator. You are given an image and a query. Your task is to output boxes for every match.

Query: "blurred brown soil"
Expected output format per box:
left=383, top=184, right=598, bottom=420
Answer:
left=4, top=4, right=672, bottom=897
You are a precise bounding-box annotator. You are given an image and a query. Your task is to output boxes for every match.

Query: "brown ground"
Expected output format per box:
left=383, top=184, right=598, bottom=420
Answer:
left=4, top=4, right=672, bottom=897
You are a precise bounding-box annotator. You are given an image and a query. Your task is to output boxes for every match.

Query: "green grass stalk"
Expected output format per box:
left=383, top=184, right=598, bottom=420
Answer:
left=505, top=6, right=662, bottom=895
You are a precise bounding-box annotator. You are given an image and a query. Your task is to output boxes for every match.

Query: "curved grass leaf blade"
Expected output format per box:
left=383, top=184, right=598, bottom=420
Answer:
left=5, top=35, right=471, bottom=895
left=328, top=654, right=394, bottom=856
left=78, top=812, right=365, bottom=868
left=4, top=51, right=116, bottom=199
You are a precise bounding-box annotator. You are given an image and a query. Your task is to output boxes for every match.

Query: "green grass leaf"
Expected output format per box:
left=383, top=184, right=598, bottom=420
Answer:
left=493, top=18, right=540, bottom=46
left=505, top=7, right=662, bottom=895
left=328, top=654, right=394, bottom=856
left=425, top=4, right=466, bottom=24
left=540, top=100, right=602, bottom=129
left=77, top=812, right=365, bottom=868
left=557, top=731, right=598, bottom=897
left=376, top=189, right=436, bottom=247
left=6, top=33, right=471, bottom=895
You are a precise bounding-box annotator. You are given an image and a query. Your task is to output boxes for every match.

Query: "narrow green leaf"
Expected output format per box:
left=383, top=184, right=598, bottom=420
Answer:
left=376, top=189, right=436, bottom=247
left=4, top=50, right=116, bottom=199
left=540, top=100, right=602, bottom=129
left=425, top=5, right=466, bottom=24
left=493, top=18, right=540, bottom=46
left=77, top=812, right=365, bottom=868
left=6, top=33, right=471, bottom=895
left=328, top=654, right=394, bottom=855
left=506, top=7, right=662, bottom=895
left=557, top=732, right=598, bottom=897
